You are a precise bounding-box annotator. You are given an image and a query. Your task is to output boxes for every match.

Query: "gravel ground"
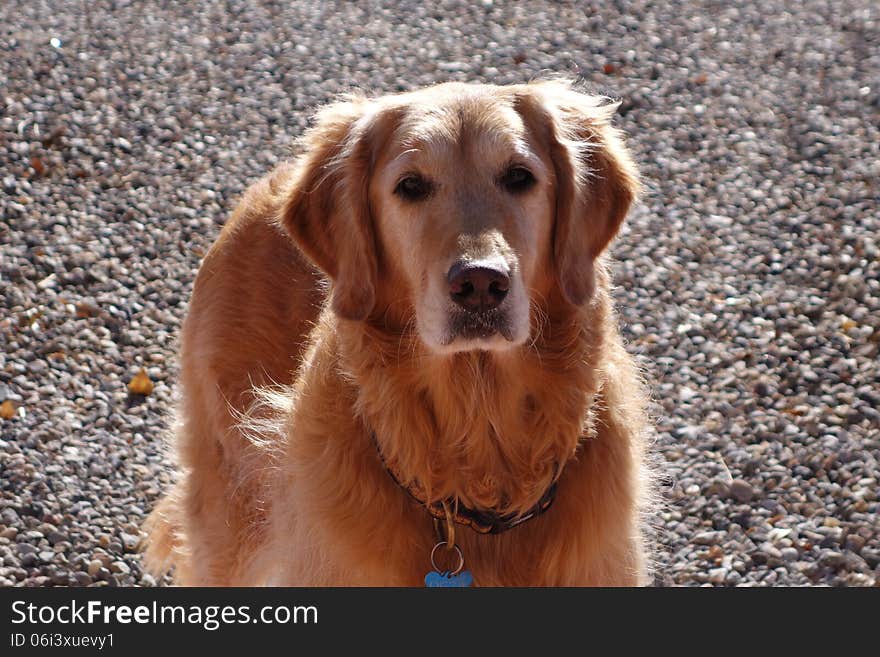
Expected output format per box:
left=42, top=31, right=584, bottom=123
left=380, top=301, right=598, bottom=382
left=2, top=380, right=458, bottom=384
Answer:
left=1, top=1, right=878, bottom=587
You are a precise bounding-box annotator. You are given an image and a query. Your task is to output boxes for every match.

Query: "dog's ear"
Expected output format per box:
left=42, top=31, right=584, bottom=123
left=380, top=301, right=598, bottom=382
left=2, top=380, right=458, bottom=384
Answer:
left=280, top=97, right=395, bottom=320
left=515, top=81, right=640, bottom=306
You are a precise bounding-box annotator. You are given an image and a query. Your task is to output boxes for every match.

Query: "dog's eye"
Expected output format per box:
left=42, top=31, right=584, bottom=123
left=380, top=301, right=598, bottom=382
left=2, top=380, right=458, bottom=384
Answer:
left=394, top=174, right=433, bottom=202
left=500, top=166, right=536, bottom=193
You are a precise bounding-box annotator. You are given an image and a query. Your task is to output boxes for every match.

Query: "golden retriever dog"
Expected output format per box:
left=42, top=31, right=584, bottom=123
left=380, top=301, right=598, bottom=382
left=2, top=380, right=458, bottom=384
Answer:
left=144, top=79, right=653, bottom=586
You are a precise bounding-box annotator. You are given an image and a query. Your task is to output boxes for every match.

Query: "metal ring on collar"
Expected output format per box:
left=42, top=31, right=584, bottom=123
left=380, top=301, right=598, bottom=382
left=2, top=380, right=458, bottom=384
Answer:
left=430, top=541, right=464, bottom=575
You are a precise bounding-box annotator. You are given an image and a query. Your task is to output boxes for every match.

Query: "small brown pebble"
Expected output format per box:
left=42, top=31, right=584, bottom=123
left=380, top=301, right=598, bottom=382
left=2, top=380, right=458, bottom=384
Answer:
left=0, top=400, right=15, bottom=420
left=729, top=479, right=755, bottom=503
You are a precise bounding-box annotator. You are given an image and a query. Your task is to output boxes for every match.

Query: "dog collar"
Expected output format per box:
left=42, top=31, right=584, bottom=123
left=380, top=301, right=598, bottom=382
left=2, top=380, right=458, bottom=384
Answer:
left=373, top=433, right=559, bottom=535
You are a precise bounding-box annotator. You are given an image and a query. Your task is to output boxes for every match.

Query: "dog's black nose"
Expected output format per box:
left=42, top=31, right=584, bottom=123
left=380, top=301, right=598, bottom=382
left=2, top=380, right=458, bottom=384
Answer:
left=447, top=262, right=510, bottom=312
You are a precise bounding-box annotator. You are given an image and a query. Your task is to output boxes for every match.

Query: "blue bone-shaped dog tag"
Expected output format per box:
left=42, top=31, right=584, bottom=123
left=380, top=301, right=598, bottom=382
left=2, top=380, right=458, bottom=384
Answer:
left=425, top=570, right=474, bottom=587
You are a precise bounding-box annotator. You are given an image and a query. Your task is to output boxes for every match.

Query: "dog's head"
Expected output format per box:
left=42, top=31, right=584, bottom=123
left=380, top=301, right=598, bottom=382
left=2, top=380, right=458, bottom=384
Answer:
left=281, top=80, right=639, bottom=354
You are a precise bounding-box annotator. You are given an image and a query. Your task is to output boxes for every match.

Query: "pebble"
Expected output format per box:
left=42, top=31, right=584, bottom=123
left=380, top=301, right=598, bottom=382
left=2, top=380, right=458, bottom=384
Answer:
left=780, top=547, right=799, bottom=562
left=110, top=561, right=131, bottom=576
left=708, top=568, right=728, bottom=585
left=861, top=549, right=880, bottom=569
left=845, top=535, right=866, bottom=553
left=818, top=551, right=847, bottom=569
left=120, top=532, right=141, bottom=552
left=728, top=479, right=755, bottom=504
left=725, top=571, right=742, bottom=586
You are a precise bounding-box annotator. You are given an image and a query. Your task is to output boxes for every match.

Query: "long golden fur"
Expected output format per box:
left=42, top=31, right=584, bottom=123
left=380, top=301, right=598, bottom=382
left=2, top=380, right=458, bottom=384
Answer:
left=144, top=79, right=653, bottom=586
